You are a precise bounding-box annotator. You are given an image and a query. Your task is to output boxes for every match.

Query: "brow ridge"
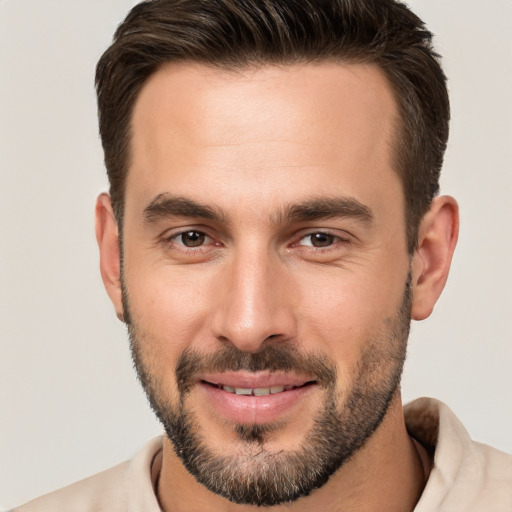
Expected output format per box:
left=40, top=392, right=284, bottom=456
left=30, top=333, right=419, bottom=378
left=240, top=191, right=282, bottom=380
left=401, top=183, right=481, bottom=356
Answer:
left=279, top=197, right=374, bottom=224
left=143, top=194, right=225, bottom=223
left=143, top=193, right=373, bottom=226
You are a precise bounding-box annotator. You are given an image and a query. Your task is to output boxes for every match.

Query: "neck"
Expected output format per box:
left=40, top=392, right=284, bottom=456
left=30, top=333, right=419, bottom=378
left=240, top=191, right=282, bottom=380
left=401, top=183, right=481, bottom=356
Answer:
left=157, top=393, right=431, bottom=512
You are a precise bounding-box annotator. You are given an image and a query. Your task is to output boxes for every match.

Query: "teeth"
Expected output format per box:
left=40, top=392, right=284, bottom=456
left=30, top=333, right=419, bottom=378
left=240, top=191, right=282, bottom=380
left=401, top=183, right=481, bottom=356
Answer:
left=221, top=385, right=292, bottom=395
left=234, top=388, right=252, bottom=395
left=253, top=387, right=271, bottom=396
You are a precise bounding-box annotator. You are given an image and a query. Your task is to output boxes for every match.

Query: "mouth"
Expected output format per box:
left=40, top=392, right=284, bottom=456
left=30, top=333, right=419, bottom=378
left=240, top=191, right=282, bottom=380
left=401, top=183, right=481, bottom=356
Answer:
left=197, top=373, right=319, bottom=425
left=202, top=381, right=316, bottom=396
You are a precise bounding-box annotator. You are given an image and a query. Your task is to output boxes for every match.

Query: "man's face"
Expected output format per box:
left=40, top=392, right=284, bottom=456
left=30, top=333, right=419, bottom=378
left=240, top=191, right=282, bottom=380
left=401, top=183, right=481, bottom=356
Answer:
left=121, top=62, right=412, bottom=505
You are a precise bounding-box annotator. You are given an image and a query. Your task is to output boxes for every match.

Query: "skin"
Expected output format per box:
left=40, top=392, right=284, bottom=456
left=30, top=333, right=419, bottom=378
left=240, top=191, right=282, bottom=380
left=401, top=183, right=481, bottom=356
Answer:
left=96, top=62, right=458, bottom=511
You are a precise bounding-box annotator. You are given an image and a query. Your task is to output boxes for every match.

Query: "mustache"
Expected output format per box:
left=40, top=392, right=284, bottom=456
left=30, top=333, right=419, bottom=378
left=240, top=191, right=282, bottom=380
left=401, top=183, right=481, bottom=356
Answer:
left=176, top=344, right=337, bottom=394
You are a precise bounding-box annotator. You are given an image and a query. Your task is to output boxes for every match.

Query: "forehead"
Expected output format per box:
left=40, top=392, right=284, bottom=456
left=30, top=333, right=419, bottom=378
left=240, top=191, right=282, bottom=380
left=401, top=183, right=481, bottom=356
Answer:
left=127, top=61, right=402, bottom=222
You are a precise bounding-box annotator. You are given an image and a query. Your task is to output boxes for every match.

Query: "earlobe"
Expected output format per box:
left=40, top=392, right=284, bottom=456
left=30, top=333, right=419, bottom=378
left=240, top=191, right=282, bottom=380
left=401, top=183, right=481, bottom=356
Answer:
left=95, top=193, right=124, bottom=321
left=411, top=196, right=459, bottom=321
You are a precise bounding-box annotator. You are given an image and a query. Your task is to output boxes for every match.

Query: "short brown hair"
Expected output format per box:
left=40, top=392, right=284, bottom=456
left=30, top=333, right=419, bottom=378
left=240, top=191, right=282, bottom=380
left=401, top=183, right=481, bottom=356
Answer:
left=96, top=0, right=449, bottom=252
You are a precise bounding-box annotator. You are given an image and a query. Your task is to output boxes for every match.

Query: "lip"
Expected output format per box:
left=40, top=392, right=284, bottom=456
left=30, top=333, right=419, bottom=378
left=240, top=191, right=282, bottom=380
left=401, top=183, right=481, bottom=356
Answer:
left=199, top=371, right=315, bottom=389
left=198, top=372, right=318, bottom=425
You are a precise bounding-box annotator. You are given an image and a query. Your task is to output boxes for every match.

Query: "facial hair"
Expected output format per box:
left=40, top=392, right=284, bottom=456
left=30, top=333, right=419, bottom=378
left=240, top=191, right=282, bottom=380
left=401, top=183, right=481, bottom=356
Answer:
left=124, top=276, right=411, bottom=506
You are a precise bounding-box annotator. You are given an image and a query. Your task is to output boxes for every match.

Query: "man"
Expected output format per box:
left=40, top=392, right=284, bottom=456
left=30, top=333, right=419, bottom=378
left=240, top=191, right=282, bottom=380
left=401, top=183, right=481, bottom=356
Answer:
left=13, top=0, right=511, bottom=510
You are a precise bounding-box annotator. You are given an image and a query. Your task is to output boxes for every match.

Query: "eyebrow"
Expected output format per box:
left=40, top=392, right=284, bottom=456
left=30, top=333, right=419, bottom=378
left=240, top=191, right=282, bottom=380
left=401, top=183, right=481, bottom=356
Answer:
left=279, top=197, right=374, bottom=224
left=143, top=194, right=226, bottom=223
left=143, top=194, right=373, bottom=225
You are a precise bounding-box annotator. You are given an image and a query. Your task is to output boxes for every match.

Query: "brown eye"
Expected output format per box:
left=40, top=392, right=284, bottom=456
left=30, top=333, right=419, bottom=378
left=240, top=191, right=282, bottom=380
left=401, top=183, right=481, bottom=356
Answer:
left=311, top=233, right=335, bottom=247
left=299, top=232, right=338, bottom=248
left=178, top=231, right=206, bottom=247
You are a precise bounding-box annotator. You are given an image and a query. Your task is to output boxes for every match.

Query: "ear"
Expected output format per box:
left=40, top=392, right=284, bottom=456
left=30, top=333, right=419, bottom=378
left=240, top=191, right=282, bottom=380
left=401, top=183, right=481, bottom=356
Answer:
left=410, top=196, right=459, bottom=321
left=95, top=193, right=124, bottom=321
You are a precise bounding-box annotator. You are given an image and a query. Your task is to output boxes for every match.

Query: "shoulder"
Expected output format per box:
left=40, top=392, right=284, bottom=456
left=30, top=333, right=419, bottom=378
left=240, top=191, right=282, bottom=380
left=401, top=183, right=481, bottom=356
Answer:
left=12, top=461, right=130, bottom=512
left=12, top=436, right=163, bottom=512
left=406, top=398, right=512, bottom=512
left=467, top=440, right=512, bottom=507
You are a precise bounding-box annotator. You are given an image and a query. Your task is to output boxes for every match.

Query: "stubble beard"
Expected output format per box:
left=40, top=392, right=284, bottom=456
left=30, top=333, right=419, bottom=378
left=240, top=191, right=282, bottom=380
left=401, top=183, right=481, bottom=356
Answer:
left=123, top=276, right=411, bottom=506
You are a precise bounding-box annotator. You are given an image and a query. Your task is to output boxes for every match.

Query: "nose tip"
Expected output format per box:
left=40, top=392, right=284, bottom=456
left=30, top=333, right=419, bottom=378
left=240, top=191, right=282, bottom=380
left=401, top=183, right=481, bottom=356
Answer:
left=213, top=297, right=293, bottom=353
left=210, top=256, right=296, bottom=353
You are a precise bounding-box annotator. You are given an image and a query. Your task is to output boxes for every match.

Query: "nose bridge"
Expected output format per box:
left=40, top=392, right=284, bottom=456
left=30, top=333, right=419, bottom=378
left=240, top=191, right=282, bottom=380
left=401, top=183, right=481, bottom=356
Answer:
left=211, top=242, right=295, bottom=352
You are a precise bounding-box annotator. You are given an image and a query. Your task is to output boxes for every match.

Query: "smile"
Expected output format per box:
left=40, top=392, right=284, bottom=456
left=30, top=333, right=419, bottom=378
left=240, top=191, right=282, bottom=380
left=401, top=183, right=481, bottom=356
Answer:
left=198, top=376, right=318, bottom=424
left=210, top=383, right=307, bottom=396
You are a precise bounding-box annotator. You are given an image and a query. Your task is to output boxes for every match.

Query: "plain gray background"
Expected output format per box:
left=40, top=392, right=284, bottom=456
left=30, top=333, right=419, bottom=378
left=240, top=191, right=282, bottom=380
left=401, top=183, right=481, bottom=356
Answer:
left=1, top=0, right=511, bottom=509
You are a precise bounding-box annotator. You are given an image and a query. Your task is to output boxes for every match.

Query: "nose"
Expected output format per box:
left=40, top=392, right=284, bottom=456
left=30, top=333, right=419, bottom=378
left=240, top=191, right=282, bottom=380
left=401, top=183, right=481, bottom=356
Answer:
left=210, top=247, right=297, bottom=352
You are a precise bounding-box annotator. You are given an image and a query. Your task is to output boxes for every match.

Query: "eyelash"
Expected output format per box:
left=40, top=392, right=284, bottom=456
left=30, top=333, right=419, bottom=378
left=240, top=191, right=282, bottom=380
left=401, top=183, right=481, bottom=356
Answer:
left=295, top=232, right=348, bottom=249
left=162, top=228, right=350, bottom=253
left=164, top=229, right=217, bottom=250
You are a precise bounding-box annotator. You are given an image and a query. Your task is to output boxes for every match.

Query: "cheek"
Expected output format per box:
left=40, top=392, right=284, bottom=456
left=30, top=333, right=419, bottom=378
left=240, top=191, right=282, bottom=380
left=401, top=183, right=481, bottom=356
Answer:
left=124, top=264, right=216, bottom=368
left=298, top=278, right=369, bottom=366
left=294, top=262, right=407, bottom=366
